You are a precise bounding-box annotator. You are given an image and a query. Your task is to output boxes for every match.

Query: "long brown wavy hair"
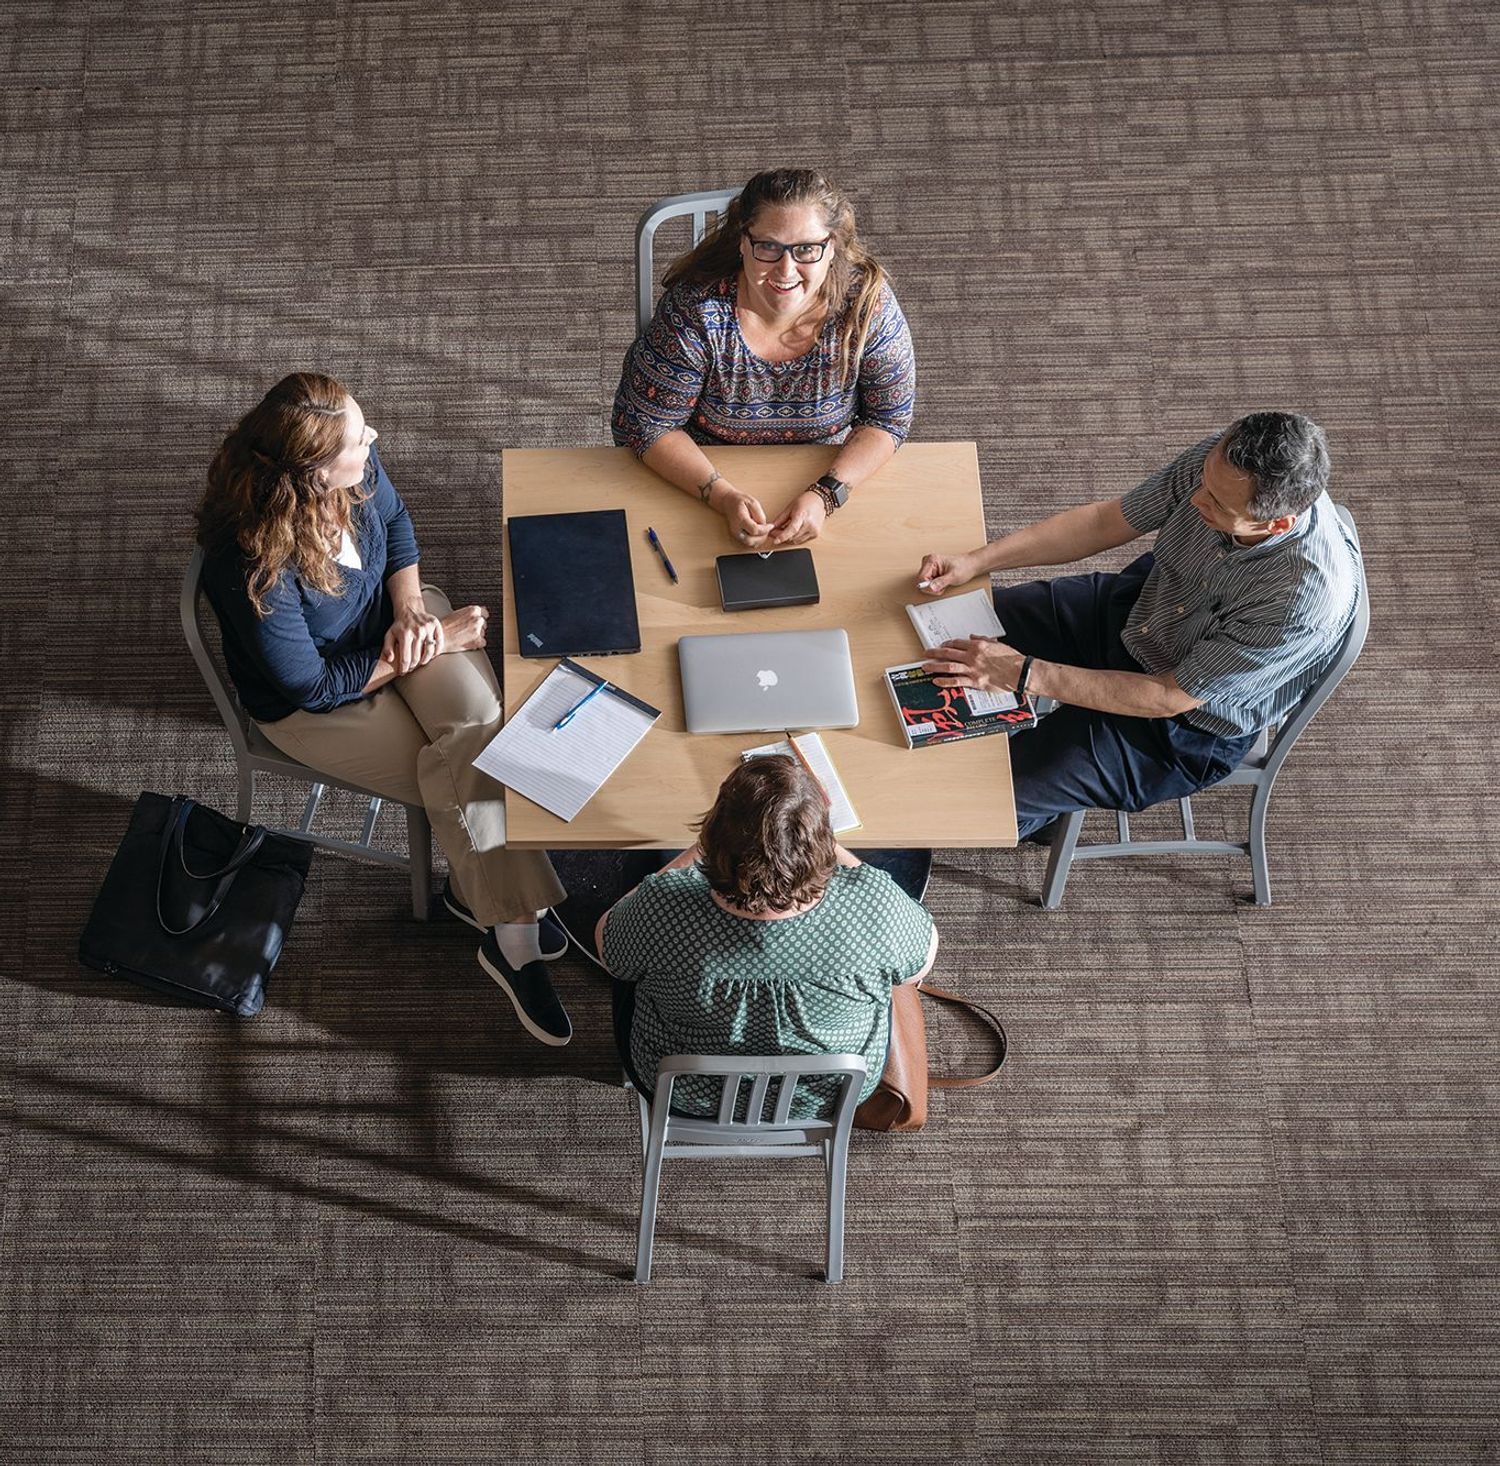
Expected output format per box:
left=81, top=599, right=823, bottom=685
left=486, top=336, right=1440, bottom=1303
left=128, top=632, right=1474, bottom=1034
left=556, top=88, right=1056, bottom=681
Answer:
left=196, top=372, right=368, bottom=617
left=696, top=755, right=838, bottom=916
left=661, top=168, right=889, bottom=384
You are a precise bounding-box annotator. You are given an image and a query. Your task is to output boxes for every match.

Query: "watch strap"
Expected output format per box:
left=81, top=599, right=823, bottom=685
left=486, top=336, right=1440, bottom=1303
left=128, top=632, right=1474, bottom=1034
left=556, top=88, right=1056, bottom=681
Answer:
left=813, top=473, right=849, bottom=512
left=1015, top=655, right=1035, bottom=698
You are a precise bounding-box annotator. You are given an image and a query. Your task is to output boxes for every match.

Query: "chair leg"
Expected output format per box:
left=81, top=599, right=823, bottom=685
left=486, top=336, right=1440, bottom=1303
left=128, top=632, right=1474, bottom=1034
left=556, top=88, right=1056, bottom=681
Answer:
left=1246, top=783, right=1273, bottom=906
left=824, top=1133, right=850, bottom=1285
left=236, top=768, right=255, bottom=824
left=1040, top=810, right=1086, bottom=910
left=634, top=1086, right=651, bottom=1157
left=635, top=1140, right=666, bottom=1284
left=406, top=807, right=433, bottom=920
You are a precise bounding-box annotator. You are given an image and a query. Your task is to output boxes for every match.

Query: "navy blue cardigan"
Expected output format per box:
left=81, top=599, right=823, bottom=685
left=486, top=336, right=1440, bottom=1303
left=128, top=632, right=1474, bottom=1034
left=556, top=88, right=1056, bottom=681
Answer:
left=202, top=443, right=421, bottom=723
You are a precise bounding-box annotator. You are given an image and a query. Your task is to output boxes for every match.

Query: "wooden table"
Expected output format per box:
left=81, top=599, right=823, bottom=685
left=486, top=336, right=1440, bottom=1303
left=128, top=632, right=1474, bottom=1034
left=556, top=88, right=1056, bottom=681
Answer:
left=499, top=443, right=1017, bottom=849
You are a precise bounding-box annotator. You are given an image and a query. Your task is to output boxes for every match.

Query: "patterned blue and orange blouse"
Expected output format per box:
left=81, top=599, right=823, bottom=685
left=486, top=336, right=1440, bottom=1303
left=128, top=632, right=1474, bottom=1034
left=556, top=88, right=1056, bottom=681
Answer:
left=611, top=273, right=916, bottom=456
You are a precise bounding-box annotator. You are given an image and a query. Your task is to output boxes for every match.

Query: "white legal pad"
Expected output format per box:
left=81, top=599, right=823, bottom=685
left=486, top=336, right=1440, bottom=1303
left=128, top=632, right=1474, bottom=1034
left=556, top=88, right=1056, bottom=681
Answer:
left=473, top=658, right=660, bottom=822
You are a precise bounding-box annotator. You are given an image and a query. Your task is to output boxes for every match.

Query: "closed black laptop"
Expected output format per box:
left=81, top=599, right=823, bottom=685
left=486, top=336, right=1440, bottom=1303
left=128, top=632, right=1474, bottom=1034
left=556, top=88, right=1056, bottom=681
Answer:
left=716, top=548, right=820, bottom=612
left=508, top=509, right=642, bottom=658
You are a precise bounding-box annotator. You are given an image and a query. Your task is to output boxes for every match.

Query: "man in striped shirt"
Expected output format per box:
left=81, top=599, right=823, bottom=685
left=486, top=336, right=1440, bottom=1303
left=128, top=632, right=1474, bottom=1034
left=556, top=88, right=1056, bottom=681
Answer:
left=918, top=412, right=1362, bottom=841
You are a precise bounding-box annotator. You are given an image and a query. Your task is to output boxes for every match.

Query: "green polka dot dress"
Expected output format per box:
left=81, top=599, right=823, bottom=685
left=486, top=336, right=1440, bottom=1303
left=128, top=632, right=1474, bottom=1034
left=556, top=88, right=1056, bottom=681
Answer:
left=602, top=863, right=935, bottom=1118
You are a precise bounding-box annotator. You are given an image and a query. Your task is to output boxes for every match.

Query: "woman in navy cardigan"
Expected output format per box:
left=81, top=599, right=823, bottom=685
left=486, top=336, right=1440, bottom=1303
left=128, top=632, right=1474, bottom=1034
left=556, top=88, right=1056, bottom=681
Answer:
left=197, top=372, right=573, bottom=1046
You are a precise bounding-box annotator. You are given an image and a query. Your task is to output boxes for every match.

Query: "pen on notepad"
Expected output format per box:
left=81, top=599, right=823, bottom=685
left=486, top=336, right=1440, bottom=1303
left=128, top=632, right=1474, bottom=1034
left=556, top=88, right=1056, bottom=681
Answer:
left=552, top=679, right=608, bottom=732
left=646, top=526, right=678, bottom=583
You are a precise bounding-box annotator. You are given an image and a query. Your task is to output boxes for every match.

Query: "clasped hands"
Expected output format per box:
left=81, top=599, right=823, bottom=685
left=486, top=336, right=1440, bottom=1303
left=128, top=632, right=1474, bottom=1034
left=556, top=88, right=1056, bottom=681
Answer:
left=380, top=602, right=491, bottom=674
left=712, top=482, right=827, bottom=549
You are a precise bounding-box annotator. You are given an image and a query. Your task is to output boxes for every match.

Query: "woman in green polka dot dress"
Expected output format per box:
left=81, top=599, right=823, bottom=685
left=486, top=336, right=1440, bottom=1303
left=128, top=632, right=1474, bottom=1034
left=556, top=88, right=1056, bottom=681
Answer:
left=596, top=757, right=938, bottom=1118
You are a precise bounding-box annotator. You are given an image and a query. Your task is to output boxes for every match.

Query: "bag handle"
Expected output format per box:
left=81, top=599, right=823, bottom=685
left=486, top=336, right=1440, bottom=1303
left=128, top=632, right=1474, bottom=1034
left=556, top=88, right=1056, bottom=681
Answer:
left=156, top=797, right=267, bottom=936
left=915, top=981, right=1008, bottom=1088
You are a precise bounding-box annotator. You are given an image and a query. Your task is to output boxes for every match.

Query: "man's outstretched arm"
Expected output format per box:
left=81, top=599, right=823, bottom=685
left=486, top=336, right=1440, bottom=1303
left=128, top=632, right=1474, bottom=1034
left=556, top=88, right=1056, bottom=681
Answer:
left=924, top=637, right=1201, bottom=720
left=918, top=497, right=1140, bottom=595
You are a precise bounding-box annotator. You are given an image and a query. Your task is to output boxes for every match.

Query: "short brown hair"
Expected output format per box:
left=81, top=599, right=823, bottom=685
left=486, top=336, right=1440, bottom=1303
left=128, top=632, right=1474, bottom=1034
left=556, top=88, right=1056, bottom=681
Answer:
left=696, top=756, right=837, bottom=916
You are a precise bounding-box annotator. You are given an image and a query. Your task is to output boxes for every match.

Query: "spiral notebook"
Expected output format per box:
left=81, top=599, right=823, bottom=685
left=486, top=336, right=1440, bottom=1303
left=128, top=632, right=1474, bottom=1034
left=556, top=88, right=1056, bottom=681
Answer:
left=474, top=659, right=661, bottom=822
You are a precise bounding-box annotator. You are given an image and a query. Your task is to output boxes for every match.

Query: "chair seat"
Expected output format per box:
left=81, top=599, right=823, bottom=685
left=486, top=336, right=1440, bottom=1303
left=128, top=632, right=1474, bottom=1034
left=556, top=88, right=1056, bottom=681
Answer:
left=1222, top=727, right=1272, bottom=780
left=245, top=720, right=296, bottom=761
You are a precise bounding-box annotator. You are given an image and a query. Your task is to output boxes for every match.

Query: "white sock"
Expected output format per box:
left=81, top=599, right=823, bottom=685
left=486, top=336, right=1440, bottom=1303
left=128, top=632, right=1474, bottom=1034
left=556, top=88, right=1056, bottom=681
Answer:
left=495, top=921, right=542, bottom=967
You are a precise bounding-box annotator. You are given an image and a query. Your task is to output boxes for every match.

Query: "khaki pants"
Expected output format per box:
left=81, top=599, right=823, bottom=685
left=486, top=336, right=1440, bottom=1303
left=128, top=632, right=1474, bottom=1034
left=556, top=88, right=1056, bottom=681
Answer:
left=256, top=586, right=564, bottom=927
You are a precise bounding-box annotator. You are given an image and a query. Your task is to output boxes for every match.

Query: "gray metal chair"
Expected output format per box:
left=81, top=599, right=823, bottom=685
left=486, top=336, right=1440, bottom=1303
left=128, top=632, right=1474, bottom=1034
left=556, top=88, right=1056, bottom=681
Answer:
left=1040, top=505, right=1369, bottom=909
left=635, top=188, right=739, bottom=334
left=180, top=546, right=433, bottom=919
left=632, top=1052, right=867, bottom=1284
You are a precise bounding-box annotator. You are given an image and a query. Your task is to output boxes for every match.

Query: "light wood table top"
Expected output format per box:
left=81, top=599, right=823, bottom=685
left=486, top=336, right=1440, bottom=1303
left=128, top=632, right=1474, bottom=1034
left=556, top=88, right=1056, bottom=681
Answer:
left=499, top=443, right=1017, bottom=849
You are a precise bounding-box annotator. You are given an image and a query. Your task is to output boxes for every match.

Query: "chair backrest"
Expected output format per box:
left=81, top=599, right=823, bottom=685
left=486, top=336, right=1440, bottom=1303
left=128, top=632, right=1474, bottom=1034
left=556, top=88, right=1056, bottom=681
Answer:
left=649, top=1052, right=866, bottom=1157
left=1260, top=504, right=1370, bottom=778
left=180, top=544, right=253, bottom=766
left=635, top=188, right=739, bottom=335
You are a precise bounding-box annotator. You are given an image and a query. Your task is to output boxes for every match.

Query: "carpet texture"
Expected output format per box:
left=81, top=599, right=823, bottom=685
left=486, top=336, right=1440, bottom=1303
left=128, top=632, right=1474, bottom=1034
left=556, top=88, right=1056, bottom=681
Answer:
left=1, top=2, right=1496, bottom=1463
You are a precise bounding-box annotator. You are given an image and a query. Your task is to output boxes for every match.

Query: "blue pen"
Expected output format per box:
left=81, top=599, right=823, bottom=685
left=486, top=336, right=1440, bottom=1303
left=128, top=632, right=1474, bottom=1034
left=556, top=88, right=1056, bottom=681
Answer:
left=551, top=677, right=608, bottom=732
left=646, top=526, right=679, bottom=583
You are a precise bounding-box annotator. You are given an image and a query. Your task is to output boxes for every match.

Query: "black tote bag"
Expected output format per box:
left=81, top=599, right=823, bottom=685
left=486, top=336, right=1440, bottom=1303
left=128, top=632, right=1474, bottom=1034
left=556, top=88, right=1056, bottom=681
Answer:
left=79, top=793, right=314, bottom=1017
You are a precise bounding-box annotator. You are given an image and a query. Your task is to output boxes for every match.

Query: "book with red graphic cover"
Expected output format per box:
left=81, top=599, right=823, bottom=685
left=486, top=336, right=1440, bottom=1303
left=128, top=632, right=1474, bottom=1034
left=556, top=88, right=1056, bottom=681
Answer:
left=884, top=662, right=1037, bottom=749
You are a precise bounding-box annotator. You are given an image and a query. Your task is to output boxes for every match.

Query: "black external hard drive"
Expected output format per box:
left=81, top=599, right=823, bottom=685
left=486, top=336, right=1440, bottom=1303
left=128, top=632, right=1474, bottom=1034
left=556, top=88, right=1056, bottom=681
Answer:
left=715, top=548, right=820, bottom=612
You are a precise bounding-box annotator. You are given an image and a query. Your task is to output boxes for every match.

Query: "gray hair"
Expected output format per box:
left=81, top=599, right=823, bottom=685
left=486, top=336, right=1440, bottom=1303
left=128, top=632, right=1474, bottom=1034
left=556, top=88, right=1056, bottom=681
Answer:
left=1223, top=411, right=1330, bottom=520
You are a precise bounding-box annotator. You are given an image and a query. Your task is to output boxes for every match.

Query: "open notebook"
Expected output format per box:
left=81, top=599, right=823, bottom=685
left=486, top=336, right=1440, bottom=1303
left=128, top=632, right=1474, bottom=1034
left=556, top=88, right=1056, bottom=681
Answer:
left=473, top=659, right=660, bottom=822
left=740, top=732, right=861, bottom=834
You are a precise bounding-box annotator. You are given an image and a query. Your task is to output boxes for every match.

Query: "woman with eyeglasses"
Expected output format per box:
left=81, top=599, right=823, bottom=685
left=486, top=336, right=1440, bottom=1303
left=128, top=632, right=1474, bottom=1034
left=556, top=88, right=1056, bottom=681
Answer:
left=612, top=168, right=916, bottom=549
left=196, top=372, right=575, bottom=1047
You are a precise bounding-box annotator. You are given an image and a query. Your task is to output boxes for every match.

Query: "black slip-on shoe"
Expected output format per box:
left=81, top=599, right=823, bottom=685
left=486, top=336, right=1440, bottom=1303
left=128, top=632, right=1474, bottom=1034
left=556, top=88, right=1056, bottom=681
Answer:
left=444, top=879, right=568, bottom=960
left=537, top=910, right=569, bottom=961
left=477, top=931, right=573, bottom=1047
left=443, top=878, right=486, bottom=931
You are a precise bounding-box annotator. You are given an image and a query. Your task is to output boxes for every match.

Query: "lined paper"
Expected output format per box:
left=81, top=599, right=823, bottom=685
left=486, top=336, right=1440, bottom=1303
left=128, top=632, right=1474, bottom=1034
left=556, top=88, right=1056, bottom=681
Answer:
left=474, top=662, right=659, bottom=822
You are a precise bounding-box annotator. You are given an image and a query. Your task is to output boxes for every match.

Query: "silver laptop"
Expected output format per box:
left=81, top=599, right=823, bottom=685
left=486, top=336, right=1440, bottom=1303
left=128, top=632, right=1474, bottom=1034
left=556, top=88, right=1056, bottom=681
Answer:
left=678, top=628, right=860, bottom=734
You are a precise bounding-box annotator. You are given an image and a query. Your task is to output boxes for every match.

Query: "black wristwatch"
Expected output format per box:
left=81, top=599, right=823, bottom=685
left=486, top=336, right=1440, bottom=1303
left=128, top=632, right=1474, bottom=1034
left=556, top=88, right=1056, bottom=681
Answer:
left=810, top=473, right=850, bottom=514
left=1015, top=655, right=1035, bottom=698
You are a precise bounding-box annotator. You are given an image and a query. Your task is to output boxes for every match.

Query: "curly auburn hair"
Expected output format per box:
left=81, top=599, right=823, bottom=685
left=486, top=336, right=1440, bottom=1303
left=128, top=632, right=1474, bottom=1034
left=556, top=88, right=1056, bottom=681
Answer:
left=696, top=755, right=837, bottom=916
left=196, top=371, right=369, bottom=617
left=661, top=167, right=889, bottom=385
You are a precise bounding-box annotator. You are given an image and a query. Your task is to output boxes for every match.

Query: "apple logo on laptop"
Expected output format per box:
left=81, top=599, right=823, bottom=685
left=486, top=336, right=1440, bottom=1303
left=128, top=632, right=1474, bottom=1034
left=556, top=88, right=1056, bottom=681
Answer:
left=756, top=668, right=779, bottom=692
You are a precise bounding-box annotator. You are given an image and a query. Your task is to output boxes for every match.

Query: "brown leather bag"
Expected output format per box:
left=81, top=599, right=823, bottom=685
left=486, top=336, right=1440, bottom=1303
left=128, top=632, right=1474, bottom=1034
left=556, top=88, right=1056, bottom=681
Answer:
left=854, top=981, right=1008, bottom=1132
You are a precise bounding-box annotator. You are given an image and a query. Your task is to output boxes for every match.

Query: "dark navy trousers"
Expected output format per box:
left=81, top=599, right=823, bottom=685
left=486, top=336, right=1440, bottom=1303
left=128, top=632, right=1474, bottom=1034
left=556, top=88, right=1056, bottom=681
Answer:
left=995, top=555, right=1255, bottom=839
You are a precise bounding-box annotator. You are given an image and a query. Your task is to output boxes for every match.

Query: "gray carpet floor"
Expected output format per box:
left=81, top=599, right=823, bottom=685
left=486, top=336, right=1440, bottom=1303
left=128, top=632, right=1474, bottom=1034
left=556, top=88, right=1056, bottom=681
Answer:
left=2, top=2, right=1497, bottom=1463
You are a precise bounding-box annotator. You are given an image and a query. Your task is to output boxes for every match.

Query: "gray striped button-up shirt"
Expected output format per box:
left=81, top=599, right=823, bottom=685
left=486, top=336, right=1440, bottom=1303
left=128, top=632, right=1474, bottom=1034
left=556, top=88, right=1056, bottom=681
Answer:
left=1119, top=435, right=1362, bottom=738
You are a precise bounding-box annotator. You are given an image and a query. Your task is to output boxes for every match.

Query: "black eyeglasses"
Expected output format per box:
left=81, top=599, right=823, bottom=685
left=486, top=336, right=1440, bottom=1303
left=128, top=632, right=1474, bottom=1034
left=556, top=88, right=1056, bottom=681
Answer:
left=744, top=234, right=832, bottom=264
